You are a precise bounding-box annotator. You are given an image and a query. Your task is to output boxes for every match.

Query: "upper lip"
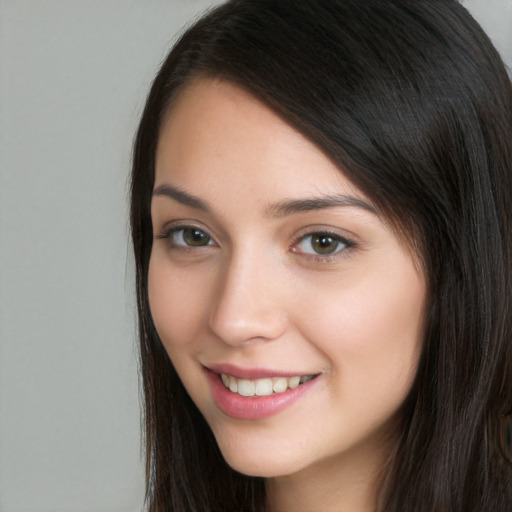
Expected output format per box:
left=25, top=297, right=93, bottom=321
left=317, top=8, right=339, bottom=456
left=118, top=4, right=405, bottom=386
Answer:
left=204, top=363, right=317, bottom=380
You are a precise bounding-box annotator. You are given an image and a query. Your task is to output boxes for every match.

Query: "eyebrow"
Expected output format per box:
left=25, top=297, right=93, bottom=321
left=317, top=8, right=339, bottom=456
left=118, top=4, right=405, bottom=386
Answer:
left=152, top=183, right=376, bottom=217
left=264, top=195, right=377, bottom=218
left=152, top=184, right=210, bottom=212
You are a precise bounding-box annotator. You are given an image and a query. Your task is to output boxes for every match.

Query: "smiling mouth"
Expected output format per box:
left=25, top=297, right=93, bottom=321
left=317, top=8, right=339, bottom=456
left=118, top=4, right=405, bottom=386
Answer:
left=220, top=373, right=317, bottom=397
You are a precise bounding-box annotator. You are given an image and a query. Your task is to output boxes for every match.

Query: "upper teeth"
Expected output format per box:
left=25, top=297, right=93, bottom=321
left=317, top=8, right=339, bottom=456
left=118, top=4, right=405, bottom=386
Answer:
left=220, top=373, right=314, bottom=397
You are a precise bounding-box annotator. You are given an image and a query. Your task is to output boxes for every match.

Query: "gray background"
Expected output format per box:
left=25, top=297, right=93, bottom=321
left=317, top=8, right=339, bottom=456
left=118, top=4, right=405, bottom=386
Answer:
left=0, top=1, right=510, bottom=511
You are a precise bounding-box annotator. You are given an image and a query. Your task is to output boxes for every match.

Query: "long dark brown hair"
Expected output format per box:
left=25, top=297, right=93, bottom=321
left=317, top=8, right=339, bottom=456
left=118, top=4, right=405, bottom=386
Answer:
left=130, top=1, right=512, bottom=510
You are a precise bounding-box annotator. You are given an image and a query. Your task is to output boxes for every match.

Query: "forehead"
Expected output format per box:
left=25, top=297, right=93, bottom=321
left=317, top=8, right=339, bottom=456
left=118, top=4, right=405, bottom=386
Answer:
left=155, top=78, right=363, bottom=204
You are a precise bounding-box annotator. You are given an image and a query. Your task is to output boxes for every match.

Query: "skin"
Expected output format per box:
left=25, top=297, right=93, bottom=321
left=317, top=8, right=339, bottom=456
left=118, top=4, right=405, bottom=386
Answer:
left=148, top=78, right=427, bottom=511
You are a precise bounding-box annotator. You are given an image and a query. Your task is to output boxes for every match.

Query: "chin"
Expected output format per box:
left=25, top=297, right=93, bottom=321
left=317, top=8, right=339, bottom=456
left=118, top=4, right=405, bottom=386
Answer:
left=221, top=449, right=297, bottom=478
left=211, top=427, right=311, bottom=478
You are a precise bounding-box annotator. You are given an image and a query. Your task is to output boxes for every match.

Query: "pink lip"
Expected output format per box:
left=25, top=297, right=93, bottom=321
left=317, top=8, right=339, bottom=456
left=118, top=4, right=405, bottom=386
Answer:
left=205, top=368, right=319, bottom=420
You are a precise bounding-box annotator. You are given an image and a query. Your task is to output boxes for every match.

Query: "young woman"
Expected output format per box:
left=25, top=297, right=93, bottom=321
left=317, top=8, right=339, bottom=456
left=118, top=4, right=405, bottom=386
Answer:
left=130, top=1, right=512, bottom=510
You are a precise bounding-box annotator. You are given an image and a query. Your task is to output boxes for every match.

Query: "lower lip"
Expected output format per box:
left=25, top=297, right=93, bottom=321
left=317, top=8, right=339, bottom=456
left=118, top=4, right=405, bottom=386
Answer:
left=205, top=370, right=318, bottom=420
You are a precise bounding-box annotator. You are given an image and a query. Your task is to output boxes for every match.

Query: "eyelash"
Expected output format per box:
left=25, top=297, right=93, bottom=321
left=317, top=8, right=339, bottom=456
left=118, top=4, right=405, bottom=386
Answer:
left=156, top=225, right=355, bottom=261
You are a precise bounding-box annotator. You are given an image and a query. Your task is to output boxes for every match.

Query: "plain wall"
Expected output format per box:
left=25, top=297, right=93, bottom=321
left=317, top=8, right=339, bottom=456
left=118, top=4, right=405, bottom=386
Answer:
left=0, top=1, right=510, bottom=511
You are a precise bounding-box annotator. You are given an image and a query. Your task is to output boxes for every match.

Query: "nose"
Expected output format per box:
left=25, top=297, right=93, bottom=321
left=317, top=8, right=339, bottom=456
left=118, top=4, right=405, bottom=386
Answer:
left=208, top=252, right=289, bottom=347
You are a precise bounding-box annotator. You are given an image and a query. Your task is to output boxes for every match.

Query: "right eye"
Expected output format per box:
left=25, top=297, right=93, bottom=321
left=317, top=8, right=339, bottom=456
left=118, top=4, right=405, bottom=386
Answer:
left=296, top=232, right=348, bottom=256
left=157, top=226, right=215, bottom=249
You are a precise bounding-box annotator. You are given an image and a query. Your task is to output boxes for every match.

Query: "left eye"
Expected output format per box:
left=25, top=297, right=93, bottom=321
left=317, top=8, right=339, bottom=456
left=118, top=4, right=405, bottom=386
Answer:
left=296, top=232, right=349, bottom=255
left=165, top=227, right=214, bottom=247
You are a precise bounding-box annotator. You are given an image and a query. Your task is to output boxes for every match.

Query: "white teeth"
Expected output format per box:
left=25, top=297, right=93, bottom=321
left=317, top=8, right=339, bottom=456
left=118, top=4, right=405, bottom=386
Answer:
left=220, top=373, right=315, bottom=397
left=228, top=376, right=238, bottom=393
left=272, top=377, right=288, bottom=393
left=237, top=379, right=255, bottom=397
left=255, top=378, right=273, bottom=396
left=288, top=376, right=300, bottom=389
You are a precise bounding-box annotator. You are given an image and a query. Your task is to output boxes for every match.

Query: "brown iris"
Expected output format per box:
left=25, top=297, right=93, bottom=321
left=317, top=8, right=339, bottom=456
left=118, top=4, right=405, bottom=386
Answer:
left=310, top=234, right=340, bottom=254
left=182, top=228, right=211, bottom=246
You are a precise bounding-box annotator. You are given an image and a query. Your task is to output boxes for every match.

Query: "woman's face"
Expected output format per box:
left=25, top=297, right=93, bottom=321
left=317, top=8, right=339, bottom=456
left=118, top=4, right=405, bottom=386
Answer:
left=149, top=78, right=427, bottom=480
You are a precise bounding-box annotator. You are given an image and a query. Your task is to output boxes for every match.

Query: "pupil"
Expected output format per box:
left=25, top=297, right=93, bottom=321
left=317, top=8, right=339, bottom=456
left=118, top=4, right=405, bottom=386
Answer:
left=184, top=228, right=209, bottom=246
left=313, top=235, right=338, bottom=254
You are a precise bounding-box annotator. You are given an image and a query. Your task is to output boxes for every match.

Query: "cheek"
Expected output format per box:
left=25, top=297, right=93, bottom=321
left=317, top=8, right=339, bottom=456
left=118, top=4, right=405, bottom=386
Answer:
left=295, top=262, right=425, bottom=403
left=147, top=254, right=209, bottom=353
